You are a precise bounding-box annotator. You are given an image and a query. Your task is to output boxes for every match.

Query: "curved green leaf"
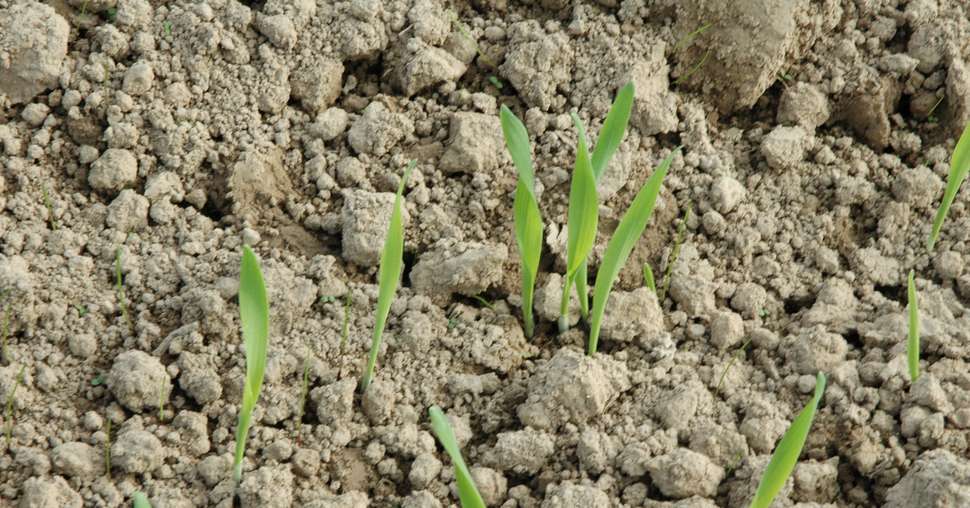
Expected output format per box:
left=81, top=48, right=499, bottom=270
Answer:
left=132, top=492, right=151, bottom=508
left=429, top=406, right=486, bottom=508
left=591, top=82, right=635, bottom=180
left=361, top=161, right=413, bottom=391
left=501, top=106, right=544, bottom=338
left=588, top=149, right=676, bottom=355
left=234, top=245, right=270, bottom=482
left=928, top=122, right=970, bottom=251
left=907, top=270, right=920, bottom=382
left=749, top=373, right=827, bottom=508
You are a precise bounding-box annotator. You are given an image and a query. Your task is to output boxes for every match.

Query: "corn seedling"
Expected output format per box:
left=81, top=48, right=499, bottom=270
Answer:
left=907, top=270, right=920, bottom=382
left=132, top=492, right=151, bottom=508
left=360, top=162, right=413, bottom=392
left=4, top=365, right=24, bottom=447
left=163, top=21, right=172, bottom=37
left=588, top=150, right=677, bottom=355
left=429, top=406, right=485, bottom=508
left=927, top=121, right=970, bottom=251
left=642, top=263, right=656, bottom=293
left=115, top=247, right=132, bottom=331
left=340, top=292, right=352, bottom=349
left=749, top=372, right=827, bottom=508
left=104, top=416, right=111, bottom=476
left=295, top=350, right=311, bottom=437
left=715, top=339, right=751, bottom=393
left=574, top=82, right=637, bottom=321
left=233, top=245, right=270, bottom=484
left=658, top=204, right=691, bottom=302
left=500, top=107, right=544, bottom=338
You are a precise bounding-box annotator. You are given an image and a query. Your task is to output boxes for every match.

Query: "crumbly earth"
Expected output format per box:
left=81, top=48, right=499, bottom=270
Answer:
left=1, top=0, right=970, bottom=506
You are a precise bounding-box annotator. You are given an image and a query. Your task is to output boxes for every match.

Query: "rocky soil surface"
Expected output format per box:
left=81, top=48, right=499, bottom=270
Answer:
left=2, top=0, right=970, bottom=506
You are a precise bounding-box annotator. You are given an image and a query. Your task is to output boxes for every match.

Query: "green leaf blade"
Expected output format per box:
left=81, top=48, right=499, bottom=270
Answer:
left=235, top=245, right=270, bottom=483
left=587, top=150, right=676, bottom=355
left=132, top=492, right=151, bottom=508
left=361, top=162, right=413, bottom=391
left=928, top=122, right=970, bottom=251
left=502, top=106, right=544, bottom=338
left=907, top=270, right=920, bottom=382
left=749, top=373, right=827, bottom=508
left=590, top=82, right=635, bottom=180
left=429, top=406, right=486, bottom=508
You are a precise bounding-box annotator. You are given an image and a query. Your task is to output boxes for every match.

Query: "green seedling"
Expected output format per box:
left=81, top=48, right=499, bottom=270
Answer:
left=559, top=113, right=599, bottom=332
left=927, top=121, right=970, bottom=251
left=4, top=365, right=25, bottom=447
left=749, top=372, right=827, bottom=508
left=163, top=21, right=172, bottom=37
left=470, top=295, right=494, bottom=310
left=926, top=95, right=945, bottom=123
left=642, top=263, right=656, bottom=293
left=91, top=373, right=105, bottom=386
left=428, top=406, right=485, bottom=508
left=675, top=48, right=712, bottom=86
left=233, top=246, right=270, bottom=484
left=574, top=82, right=636, bottom=320
left=500, top=107, right=544, bottom=338
left=295, top=351, right=311, bottom=437
left=340, top=292, right=352, bottom=349
left=115, top=247, right=132, bottom=331
left=907, top=270, right=920, bottom=382
left=132, top=492, right=151, bottom=508
left=587, top=150, right=677, bottom=355
left=43, top=187, right=58, bottom=231
left=360, top=162, right=413, bottom=392
left=672, top=22, right=712, bottom=53
left=659, top=204, right=691, bottom=302
left=715, top=339, right=751, bottom=393
left=104, top=416, right=112, bottom=476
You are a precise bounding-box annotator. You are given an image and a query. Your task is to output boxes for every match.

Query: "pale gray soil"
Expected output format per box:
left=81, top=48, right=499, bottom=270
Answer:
left=1, top=0, right=970, bottom=506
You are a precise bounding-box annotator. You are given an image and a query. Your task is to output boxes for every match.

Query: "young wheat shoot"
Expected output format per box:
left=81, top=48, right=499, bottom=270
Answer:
left=642, top=262, right=656, bottom=293
left=749, top=372, right=827, bottom=508
left=907, top=269, right=920, bottom=382
left=360, top=162, right=413, bottom=392
left=587, top=150, right=677, bottom=355
left=233, top=245, right=270, bottom=484
left=429, top=406, right=486, bottom=508
left=659, top=203, right=691, bottom=302
left=927, top=121, right=970, bottom=251
left=574, top=82, right=636, bottom=319
left=500, top=107, right=543, bottom=338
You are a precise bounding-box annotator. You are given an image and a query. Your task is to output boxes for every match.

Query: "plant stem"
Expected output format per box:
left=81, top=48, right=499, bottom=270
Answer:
left=233, top=402, right=253, bottom=484
left=558, top=275, right=573, bottom=333
left=575, top=262, right=589, bottom=320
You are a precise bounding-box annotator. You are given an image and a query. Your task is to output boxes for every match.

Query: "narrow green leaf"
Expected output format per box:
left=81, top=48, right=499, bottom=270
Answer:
left=361, top=162, right=413, bottom=391
left=501, top=106, right=544, bottom=338
left=588, top=150, right=676, bottom=355
left=575, top=261, right=589, bottom=320
left=749, top=373, right=827, bottom=508
left=429, top=406, right=486, bottom=508
left=234, top=245, right=270, bottom=483
left=907, top=270, right=920, bottom=382
left=132, top=492, right=151, bottom=508
left=927, top=122, right=970, bottom=251
left=590, top=82, right=635, bottom=180
left=560, top=114, right=599, bottom=329
left=643, top=263, right=656, bottom=292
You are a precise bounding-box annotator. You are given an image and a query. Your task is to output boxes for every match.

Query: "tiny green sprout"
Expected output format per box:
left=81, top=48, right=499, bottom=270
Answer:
left=642, top=263, right=656, bottom=293
left=429, top=406, right=486, bottom=508
left=907, top=270, right=920, bottom=382
left=319, top=295, right=337, bottom=304
left=163, top=21, right=173, bottom=37
left=233, top=245, right=270, bottom=484
left=76, top=304, right=89, bottom=317
left=675, top=48, right=712, bottom=86
left=4, top=365, right=25, bottom=447
left=926, top=94, right=945, bottom=123
left=360, top=162, right=413, bottom=393
left=115, top=247, right=132, bottom=331
left=470, top=295, right=494, bottom=310
left=659, top=204, right=691, bottom=302
left=43, top=187, right=58, bottom=231
left=488, top=76, right=504, bottom=90
left=500, top=106, right=544, bottom=338
left=91, top=373, right=106, bottom=386
left=672, top=22, right=712, bottom=53
left=749, top=372, right=827, bottom=508
left=340, top=292, right=352, bottom=349
left=588, top=150, right=677, bottom=355
left=104, top=416, right=112, bottom=476
left=715, top=339, right=751, bottom=393
left=106, top=7, right=117, bottom=21
left=927, top=121, right=970, bottom=251
left=132, top=491, right=151, bottom=508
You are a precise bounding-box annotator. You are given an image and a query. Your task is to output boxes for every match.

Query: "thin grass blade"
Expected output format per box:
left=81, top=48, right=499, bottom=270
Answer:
left=361, top=162, right=413, bottom=391
left=560, top=114, right=598, bottom=330
left=643, top=263, right=656, bottom=292
left=927, top=122, right=970, bottom=251
left=429, top=406, right=486, bottom=508
left=501, top=106, right=544, bottom=338
left=234, top=245, right=269, bottom=482
left=907, top=269, right=920, bottom=382
left=587, top=150, right=676, bottom=355
left=590, top=82, right=635, bottom=180
left=749, top=373, right=827, bottom=508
